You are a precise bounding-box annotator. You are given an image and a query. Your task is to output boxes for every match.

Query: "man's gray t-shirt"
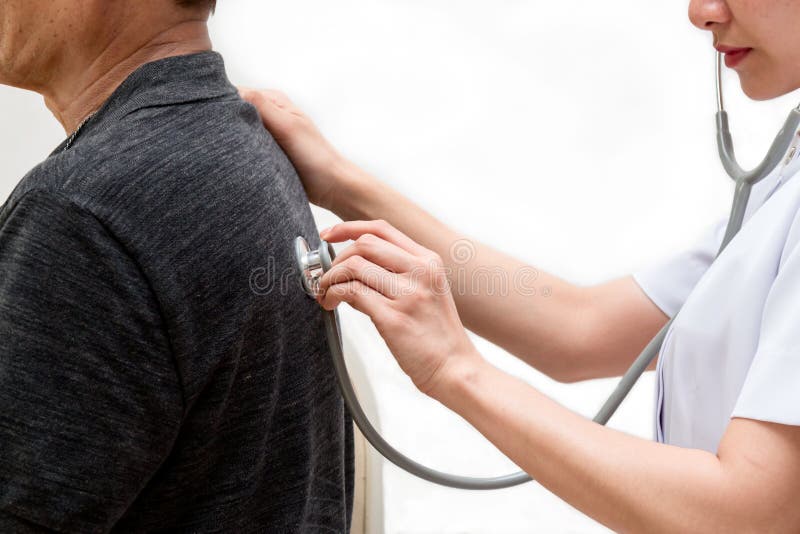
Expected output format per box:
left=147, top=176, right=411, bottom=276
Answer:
left=0, top=51, right=353, bottom=533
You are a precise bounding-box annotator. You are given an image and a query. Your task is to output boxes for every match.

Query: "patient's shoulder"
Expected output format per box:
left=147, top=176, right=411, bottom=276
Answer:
left=13, top=97, right=306, bottom=226
left=3, top=96, right=315, bottom=279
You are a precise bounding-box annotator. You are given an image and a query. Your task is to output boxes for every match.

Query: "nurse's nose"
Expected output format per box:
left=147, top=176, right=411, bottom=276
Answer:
left=688, top=0, right=731, bottom=31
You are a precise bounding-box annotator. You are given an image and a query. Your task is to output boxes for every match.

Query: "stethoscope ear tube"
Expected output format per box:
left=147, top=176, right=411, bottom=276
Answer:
left=716, top=109, right=800, bottom=186
left=715, top=51, right=800, bottom=187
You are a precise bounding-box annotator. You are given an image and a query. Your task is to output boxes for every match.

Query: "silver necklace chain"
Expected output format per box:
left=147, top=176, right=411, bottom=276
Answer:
left=63, top=112, right=96, bottom=152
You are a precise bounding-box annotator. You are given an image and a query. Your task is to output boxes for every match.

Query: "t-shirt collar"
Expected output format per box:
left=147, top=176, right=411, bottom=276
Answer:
left=53, top=51, right=236, bottom=154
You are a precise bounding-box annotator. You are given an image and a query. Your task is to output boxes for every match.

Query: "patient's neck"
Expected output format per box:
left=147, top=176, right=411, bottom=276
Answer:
left=44, top=20, right=212, bottom=135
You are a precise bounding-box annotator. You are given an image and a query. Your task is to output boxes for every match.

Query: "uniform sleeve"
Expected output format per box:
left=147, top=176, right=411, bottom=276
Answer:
left=632, top=217, right=728, bottom=318
left=731, top=230, right=800, bottom=426
left=0, top=190, right=183, bottom=533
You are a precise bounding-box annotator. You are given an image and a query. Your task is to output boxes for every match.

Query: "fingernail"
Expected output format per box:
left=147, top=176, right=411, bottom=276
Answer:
left=319, top=227, right=331, bottom=238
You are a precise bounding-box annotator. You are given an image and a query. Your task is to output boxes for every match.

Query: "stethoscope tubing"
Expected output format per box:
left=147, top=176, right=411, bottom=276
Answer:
left=304, top=51, right=799, bottom=489
left=322, top=186, right=742, bottom=490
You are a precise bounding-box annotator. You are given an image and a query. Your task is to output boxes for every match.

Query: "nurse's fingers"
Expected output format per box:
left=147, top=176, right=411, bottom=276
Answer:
left=237, top=87, right=303, bottom=139
left=318, top=279, right=393, bottom=321
left=330, top=233, right=417, bottom=274
left=238, top=87, right=296, bottom=114
left=321, top=220, right=429, bottom=257
left=319, top=255, right=412, bottom=300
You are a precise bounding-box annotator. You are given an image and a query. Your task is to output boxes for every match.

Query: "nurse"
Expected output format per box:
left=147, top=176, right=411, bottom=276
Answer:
left=242, top=0, right=800, bottom=530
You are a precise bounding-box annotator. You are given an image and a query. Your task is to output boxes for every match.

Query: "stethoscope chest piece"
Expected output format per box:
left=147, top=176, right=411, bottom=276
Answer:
left=294, top=236, right=335, bottom=296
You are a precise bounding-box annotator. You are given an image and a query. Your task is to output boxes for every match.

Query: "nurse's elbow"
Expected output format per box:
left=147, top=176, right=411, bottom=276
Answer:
left=538, top=361, right=585, bottom=384
left=552, top=368, right=596, bottom=384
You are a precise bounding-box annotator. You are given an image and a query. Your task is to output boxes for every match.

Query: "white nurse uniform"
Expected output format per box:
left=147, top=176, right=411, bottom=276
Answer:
left=634, top=143, right=800, bottom=453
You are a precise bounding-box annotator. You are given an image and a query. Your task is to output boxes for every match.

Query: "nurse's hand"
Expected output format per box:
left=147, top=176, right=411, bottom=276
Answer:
left=238, top=86, right=360, bottom=212
left=318, top=219, right=483, bottom=398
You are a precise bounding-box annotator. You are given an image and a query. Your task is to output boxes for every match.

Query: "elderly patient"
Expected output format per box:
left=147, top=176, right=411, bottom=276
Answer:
left=0, top=1, right=353, bottom=532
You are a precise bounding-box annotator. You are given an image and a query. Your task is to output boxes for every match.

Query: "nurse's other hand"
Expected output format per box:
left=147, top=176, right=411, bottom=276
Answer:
left=238, top=86, right=355, bottom=212
left=317, top=220, right=483, bottom=398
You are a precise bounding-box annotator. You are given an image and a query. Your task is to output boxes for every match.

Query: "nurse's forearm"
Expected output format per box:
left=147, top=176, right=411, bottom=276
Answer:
left=434, top=359, right=766, bottom=533
left=331, top=164, right=664, bottom=381
left=331, top=164, right=586, bottom=377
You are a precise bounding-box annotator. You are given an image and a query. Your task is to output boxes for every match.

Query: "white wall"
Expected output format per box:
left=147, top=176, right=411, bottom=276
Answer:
left=3, top=1, right=799, bottom=532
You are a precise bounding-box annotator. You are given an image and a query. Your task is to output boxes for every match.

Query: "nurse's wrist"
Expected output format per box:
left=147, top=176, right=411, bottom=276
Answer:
left=428, top=350, right=492, bottom=407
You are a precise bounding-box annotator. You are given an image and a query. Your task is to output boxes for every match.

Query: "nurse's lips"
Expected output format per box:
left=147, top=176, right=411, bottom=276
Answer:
left=715, top=45, right=753, bottom=68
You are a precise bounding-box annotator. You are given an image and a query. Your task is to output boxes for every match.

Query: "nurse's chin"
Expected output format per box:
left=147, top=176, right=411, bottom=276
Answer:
left=737, top=74, right=800, bottom=102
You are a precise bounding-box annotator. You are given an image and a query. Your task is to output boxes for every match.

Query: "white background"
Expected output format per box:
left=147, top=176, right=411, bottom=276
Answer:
left=2, top=1, right=799, bottom=532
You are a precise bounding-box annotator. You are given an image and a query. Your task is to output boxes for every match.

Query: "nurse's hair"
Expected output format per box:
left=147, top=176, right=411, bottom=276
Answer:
left=176, top=0, right=217, bottom=13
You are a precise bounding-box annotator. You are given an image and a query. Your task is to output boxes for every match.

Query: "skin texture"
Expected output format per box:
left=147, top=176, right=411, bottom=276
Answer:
left=0, top=0, right=213, bottom=133
left=241, top=1, right=800, bottom=530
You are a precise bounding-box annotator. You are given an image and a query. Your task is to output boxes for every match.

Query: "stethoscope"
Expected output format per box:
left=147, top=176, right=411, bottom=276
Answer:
left=294, top=52, right=800, bottom=490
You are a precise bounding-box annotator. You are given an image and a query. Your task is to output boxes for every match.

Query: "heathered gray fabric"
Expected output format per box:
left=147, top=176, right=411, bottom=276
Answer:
left=0, top=51, right=353, bottom=533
